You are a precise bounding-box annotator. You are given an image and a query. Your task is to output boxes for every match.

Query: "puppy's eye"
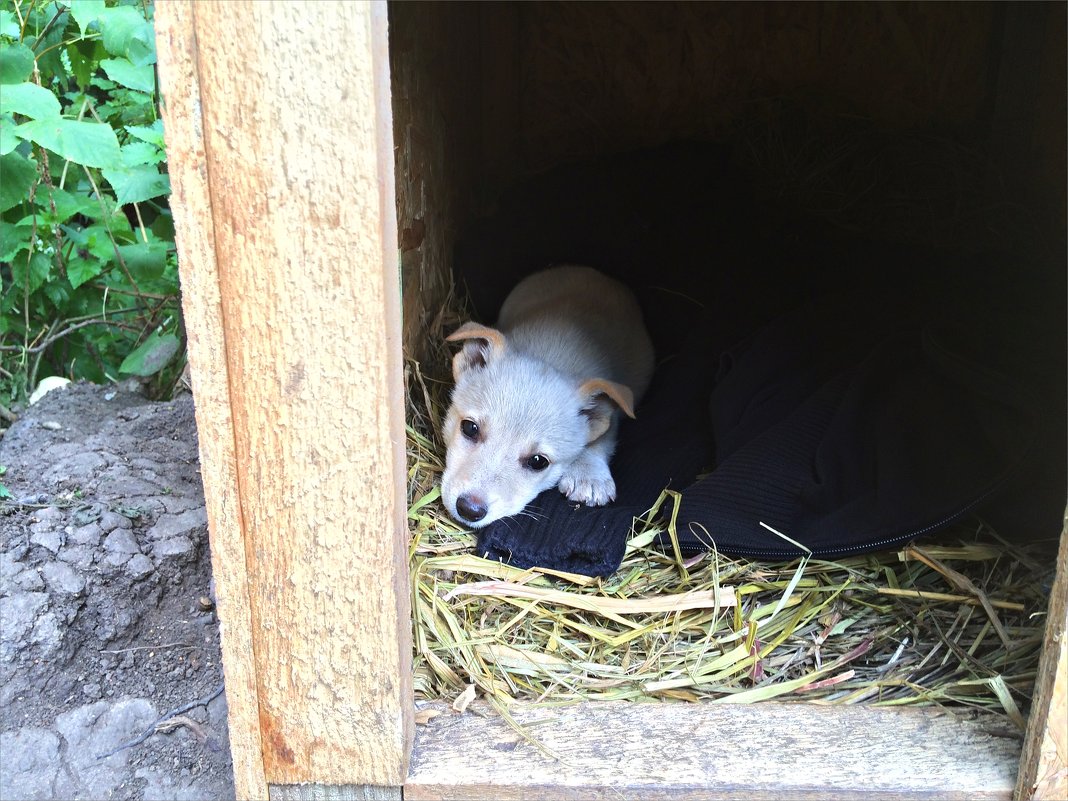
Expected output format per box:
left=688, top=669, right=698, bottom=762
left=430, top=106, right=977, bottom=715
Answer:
left=460, top=419, right=480, bottom=441
left=524, top=454, right=550, bottom=471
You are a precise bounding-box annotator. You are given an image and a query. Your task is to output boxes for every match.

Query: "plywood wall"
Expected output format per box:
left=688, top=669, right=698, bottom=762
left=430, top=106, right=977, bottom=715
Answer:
left=388, top=3, right=480, bottom=364
left=479, top=2, right=1000, bottom=191
left=389, top=1, right=1065, bottom=355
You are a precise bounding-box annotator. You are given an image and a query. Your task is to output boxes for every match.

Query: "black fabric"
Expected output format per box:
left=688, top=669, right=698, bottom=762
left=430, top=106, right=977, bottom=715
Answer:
left=476, top=295, right=1043, bottom=577
left=672, top=302, right=1039, bottom=558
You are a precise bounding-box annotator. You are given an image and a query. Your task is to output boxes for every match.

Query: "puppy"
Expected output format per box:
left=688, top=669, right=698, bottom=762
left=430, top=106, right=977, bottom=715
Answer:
left=441, top=265, right=654, bottom=528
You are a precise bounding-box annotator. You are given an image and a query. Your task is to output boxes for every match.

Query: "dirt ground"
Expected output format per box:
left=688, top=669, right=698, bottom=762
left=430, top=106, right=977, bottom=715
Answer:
left=0, top=382, right=234, bottom=801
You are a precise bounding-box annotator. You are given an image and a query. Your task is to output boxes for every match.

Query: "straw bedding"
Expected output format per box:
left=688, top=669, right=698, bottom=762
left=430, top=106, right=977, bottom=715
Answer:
left=405, top=341, right=1053, bottom=728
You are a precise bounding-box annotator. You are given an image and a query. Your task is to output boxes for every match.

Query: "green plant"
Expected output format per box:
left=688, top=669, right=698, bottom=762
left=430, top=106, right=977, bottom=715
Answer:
left=0, top=0, right=182, bottom=407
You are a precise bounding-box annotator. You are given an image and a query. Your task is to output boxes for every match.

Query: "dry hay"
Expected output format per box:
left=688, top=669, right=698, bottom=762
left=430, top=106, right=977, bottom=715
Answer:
left=404, top=320, right=1054, bottom=730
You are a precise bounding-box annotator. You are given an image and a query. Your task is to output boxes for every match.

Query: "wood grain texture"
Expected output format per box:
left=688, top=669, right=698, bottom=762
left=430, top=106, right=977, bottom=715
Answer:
left=478, top=3, right=996, bottom=191
left=270, top=784, right=400, bottom=801
left=156, top=0, right=411, bottom=791
left=406, top=701, right=1022, bottom=800
left=1016, top=518, right=1068, bottom=800
left=388, top=2, right=480, bottom=363
left=477, top=3, right=521, bottom=209
left=154, top=3, right=267, bottom=798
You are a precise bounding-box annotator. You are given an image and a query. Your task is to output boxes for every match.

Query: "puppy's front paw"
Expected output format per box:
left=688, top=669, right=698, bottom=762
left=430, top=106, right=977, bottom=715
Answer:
left=558, top=456, right=616, bottom=506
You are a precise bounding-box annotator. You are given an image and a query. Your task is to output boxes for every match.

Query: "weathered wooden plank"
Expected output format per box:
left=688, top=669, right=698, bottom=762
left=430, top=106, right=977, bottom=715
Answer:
left=387, top=2, right=480, bottom=362
left=156, top=0, right=411, bottom=794
left=270, top=784, right=399, bottom=801
left=1016, top=518, right=1068, bottom=801
left=155, top=3, right=268, bottom=799
left=406, top=701, right=1022, bottom=800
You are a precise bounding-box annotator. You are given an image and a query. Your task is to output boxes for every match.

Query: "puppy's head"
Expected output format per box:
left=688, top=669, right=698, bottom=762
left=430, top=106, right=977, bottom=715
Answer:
left=440, top=323, right=634, bottom=528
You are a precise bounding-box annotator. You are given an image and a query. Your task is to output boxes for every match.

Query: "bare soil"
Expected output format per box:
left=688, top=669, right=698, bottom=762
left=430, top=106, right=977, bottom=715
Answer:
left=0, top=382, right=233, bottom=801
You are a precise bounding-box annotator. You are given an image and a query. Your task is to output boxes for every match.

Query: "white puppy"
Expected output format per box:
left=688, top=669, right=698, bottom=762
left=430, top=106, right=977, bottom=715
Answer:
left=441, top=265, right=654, bottom=527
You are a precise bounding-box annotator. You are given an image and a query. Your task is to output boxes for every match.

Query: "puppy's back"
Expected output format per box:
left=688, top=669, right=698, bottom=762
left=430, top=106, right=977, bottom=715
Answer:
left=497, top=265, right=654, bottom=400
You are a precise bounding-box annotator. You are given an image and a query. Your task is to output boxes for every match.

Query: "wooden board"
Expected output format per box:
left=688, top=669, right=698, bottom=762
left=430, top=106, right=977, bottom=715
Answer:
left=1015, top=515, right=1068, bottom=800
left=155, top=1, right=411, bottom=796
left=406, top=700, right=1022, bottom=800
left=154, top=4, right=267, bottom=798
left=479, top=3, right=997, bottom=189
left=388, top=2, right=481, bottom=363
left=270, top=785, right=399, bottom=801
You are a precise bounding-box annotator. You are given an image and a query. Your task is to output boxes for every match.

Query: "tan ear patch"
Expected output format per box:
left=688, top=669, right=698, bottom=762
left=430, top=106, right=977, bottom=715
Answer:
left=578, top=378, right=636, bottom=419
left=445, top=322, right=507, bottom=351
left=446, top=323, right=507, bottom=381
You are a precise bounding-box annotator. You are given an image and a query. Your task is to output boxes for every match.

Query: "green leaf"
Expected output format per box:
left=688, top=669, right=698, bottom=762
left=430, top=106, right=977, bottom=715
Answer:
left=66, top=42, right=96, bottom=90
left=100, top=57, right=154, bottom=93
left=11, top=250, right=51, bottom=294
left=44, top=187, right=96, bottom=224
left=0, top=43, right=35, bottom=85
left=66, top=254, right=104, bottom=289
left=25, top=7, right=71, bottom=83
left=126, top=31, right=156, bottom=70
left=0, top=113, right=18, bottom=154
left=102, top=162, right=169, bottom=204
left=0, top=151, right=37, bottom=212
left=125, top=119, right=164, bottom=148
left=62, top=223, right=126, bottom=263
left=79, top=223, right=127, bottom=261
left=0, top=220, right=32, bottom=261
left=0, top=10, right=20, bottom=39
left=98, top=6, right=155, bottom=65
left=58, top=222, right=90, bottom=255
left=120, top=140, right=163, bottom=167
left=0, top=82, right=61, bottom=120
left=41, top=279, right=70, bottom=309
left=69, top=0, right=107, bottom=34
left=120, top=330, right=180, bottom=376
left=14, top=118, right=122, bottom=168
left=117, top=240, right=169, bottom=279
left=101, top=89, right=153, bottom=125
left=76, top=193, right=132, bottom=233
left=150, top=211, right=175, bottom=241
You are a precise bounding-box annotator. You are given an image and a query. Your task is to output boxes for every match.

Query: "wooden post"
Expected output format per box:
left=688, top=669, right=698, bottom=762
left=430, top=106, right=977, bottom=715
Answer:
left=1016, top=514, right=1068, bottom=800
left=155, top=3, right=411, bottom=799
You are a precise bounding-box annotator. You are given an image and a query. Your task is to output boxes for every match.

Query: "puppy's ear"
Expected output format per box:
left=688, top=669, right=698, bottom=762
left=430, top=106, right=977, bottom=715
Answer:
left=577, top=378, right=636, bottom=443
left=446, top=323, right=507, bottom=381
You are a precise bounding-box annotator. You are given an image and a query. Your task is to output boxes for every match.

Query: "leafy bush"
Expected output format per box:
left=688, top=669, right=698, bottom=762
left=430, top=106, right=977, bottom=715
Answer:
left=0, top=0, right=182, bottom=407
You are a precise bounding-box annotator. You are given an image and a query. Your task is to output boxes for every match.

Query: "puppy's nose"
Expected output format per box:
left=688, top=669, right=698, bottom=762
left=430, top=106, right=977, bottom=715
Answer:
left=456, top=494, right=488, bottom=523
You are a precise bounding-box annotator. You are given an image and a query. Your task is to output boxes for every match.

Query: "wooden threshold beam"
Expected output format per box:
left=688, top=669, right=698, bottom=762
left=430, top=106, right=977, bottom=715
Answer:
left=406, top=700, right=1021, bottom=800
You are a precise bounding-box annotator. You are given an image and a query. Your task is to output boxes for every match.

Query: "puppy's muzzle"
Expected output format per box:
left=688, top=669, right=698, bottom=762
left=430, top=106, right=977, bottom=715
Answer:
left=455, top=493, right=488, bottom=524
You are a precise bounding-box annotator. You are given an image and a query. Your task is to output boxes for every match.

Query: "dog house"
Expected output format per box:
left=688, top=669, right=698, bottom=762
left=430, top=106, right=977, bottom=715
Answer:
left=155, top=2, right=1066, bottom=799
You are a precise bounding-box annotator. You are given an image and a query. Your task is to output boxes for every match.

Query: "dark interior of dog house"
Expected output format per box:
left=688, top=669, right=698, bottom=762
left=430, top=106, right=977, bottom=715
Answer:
left=388, top=2, right=1066, bottom=574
